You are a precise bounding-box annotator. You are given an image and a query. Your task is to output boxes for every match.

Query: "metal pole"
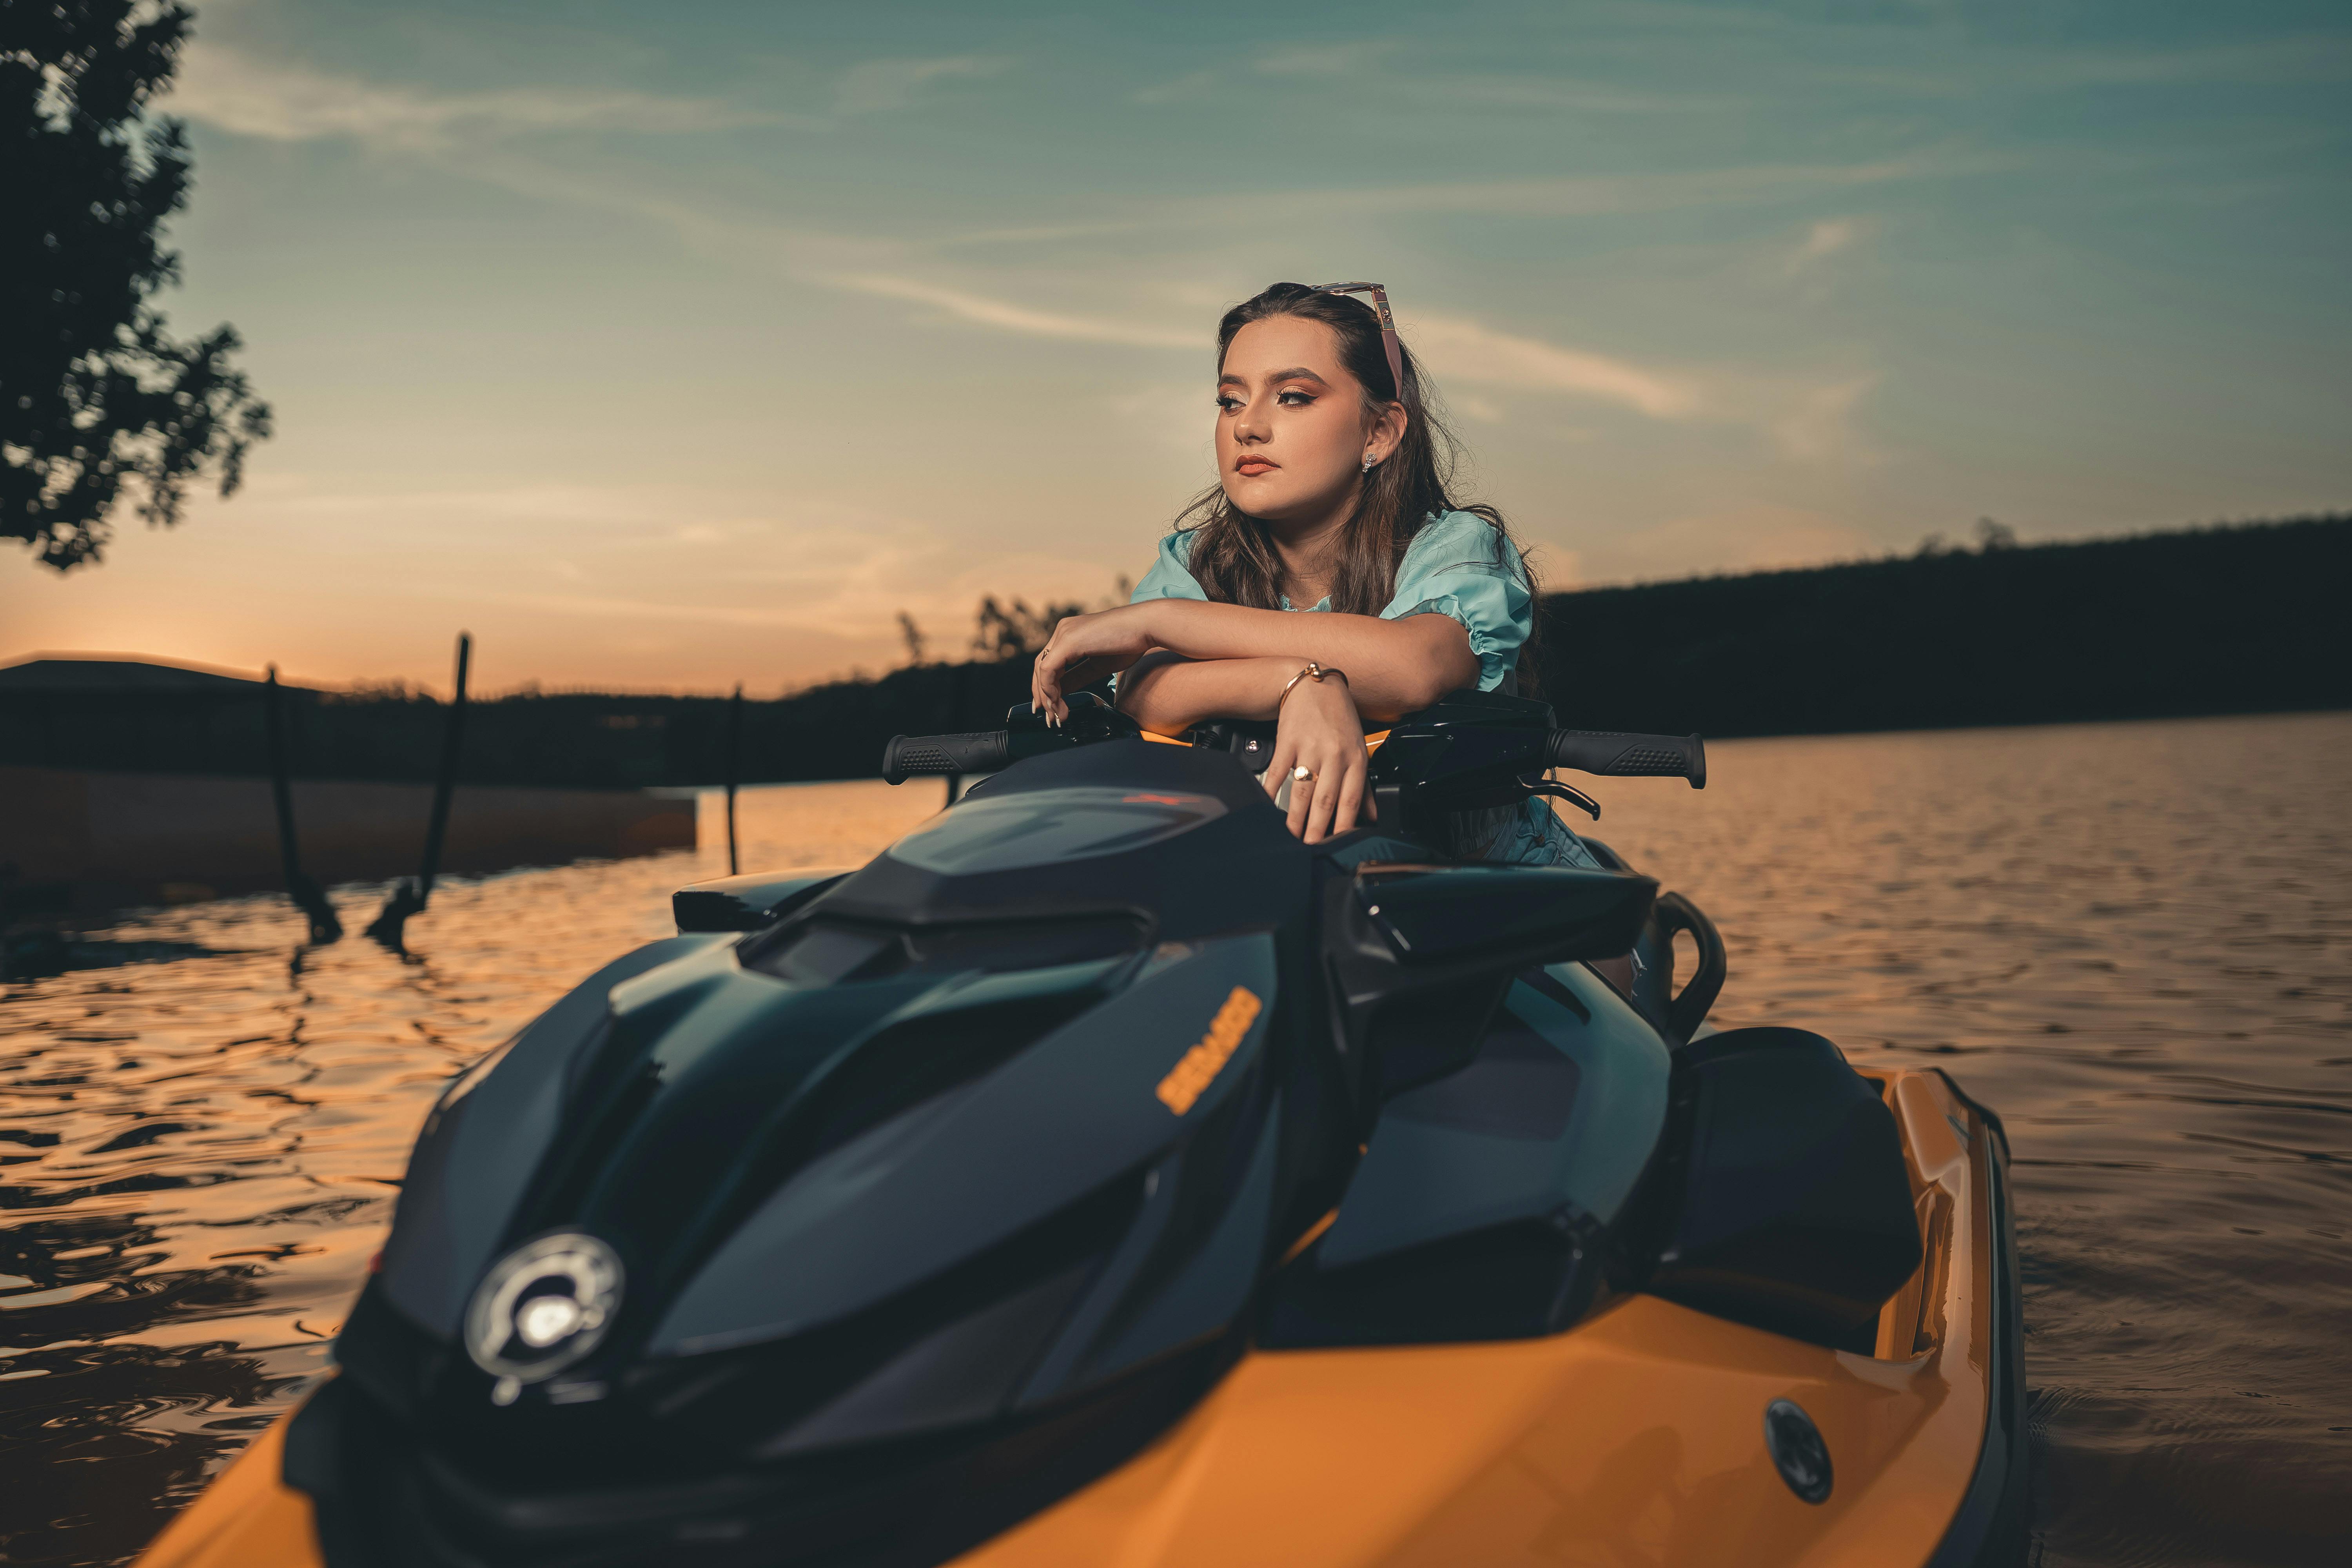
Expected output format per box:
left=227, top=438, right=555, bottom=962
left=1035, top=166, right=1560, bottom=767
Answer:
left=416, top=632, right=471, bottom=900
left=365, top=632, right=469, bottom=948
left=264, top=666, right=341, bottom=944
left=264, top=667, right=301, bottom=886
left=724, top=682, right=743, bottom=876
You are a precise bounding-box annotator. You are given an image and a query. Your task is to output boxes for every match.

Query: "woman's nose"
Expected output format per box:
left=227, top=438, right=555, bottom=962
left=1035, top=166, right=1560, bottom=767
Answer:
left=1233, top=396, right=1270, bottom=444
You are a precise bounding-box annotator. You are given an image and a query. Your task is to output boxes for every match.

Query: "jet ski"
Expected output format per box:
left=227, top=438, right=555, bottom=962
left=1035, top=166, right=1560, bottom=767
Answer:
left=135, top=690, right=2025, bottom=1568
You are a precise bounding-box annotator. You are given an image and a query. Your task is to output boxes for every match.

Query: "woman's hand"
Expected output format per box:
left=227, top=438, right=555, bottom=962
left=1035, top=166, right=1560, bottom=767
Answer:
left=1266, top=673, right=1375, bottom=842
left=1031, top=605, right=1155, bottom=723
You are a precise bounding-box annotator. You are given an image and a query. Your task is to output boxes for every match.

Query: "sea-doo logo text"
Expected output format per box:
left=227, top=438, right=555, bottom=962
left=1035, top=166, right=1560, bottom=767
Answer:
left=465, top=1233, right=624, bottom=1395
left=1156, top=987, right=1262, bottom=1115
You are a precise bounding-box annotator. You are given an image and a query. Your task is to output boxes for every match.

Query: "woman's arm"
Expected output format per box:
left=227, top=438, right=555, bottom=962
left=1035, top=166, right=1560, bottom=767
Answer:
left=1115, top=652, right=1297, bottom=735
left=1032, top=599, right=1478, bottom=725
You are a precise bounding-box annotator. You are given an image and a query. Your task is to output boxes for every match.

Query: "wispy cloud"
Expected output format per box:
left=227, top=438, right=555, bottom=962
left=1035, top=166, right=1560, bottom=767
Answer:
left=172, top=41, right=1016, bottom=152
left=1408, top=311, right=1880, bottom=461
left=1790, top=217, right=1868, bottom=267
left=448, top=589, right=817, bottom=630
left=935, top=217, right=1158, bottom=249
left=905, top=155, right=1989, bottom=258
left=1253, top=40, right=1403, bottom=78
left=1134, top=44, right=1726, bottom=115
left=1131, top=69, right=1215, bottom=106
left=2020, top=33, right=2352, bottom=88
left=829, top=274, right=1199, bottom=350
left=1411, top=314, right=1700, bottom=419
left=1294, top=154, right=1987, bottom=221
left=171, top=40, right=775, bottom=150
left=908, top=152, right=1994, bottom=239
left=1768, top=374, right=1879, bottom=464
left=1408, top=74, right=1739, bottom=115
left=835, top=56, right=1011, bottom=116
left=1832, top=31, right=2352, bottom=96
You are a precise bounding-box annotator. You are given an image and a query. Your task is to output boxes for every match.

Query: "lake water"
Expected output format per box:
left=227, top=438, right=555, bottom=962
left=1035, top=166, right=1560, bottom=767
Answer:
left=4, top=712, right=2348, bottom=1567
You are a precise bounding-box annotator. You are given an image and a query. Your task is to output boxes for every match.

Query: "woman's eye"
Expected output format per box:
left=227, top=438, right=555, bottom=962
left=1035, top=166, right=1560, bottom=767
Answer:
left=1215, top=394, right=1242, bottom=412
left=1276, top=390, right=1315, bottom=407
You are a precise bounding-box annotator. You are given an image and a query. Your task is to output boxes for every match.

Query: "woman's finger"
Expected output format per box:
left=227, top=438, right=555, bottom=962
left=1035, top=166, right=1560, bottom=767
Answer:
left=1304, top=745, right=1343, bottom=843
left=1286, top=765, right=1315, bottom=838
left=1029, top=653, right=1054, bottom=720
left=1331, top=749, right=1367, bottom=837
left=1032, top=643, right=1070, bottom=724
left=1264, top=730, right=1298, bottom=802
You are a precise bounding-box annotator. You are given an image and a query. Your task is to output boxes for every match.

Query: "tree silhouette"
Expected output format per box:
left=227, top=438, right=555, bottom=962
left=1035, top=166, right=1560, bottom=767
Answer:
left=2, top=0, right=270, bottom=570
left=971, top=595, right=1084, bottom=661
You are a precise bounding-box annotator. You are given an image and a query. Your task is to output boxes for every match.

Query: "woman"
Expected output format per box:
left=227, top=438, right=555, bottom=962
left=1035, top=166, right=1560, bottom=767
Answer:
left=1028, top=280, right=1595, bottom=867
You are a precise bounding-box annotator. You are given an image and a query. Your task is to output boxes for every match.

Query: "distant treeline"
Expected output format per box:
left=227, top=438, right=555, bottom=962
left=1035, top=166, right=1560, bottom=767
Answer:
left=4, top=515, right=2345, bottom=789
left=1533, top=512, right=2351, bottom=737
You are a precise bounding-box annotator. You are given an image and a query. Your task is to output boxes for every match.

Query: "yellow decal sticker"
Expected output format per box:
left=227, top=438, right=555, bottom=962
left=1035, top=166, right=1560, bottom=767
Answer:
left=1154, top=987, right=1263, bottom=1115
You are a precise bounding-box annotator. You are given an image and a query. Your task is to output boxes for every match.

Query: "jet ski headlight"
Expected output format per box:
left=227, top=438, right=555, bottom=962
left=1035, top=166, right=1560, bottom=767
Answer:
left=466, top=1231, right=626, bottom=1394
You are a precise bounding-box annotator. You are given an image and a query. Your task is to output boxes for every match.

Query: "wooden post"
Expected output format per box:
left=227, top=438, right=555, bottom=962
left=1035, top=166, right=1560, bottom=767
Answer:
left=416, top=632, right=472, bottom=900
left=365, top=632, right=470, bottom=947
left=725, top=682, right=743, bottom=876
left=263, top=666, right=341, bottom=944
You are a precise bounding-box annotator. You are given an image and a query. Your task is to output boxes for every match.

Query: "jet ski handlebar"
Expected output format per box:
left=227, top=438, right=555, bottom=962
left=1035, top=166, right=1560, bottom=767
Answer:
left=883, top=695, right=1707, bottom=793
left=1544, top=730, right=1706, bottom=789
left=881, top=730, right=1013, bottom=784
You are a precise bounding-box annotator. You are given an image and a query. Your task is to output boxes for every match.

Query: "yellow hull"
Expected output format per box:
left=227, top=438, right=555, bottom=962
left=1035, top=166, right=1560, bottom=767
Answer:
left=136, top=1068, right=2017, bottom=1568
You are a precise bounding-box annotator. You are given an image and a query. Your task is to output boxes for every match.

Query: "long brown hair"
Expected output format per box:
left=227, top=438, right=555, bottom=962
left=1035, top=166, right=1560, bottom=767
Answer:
left=1175, top=281, right=1541, bottom=691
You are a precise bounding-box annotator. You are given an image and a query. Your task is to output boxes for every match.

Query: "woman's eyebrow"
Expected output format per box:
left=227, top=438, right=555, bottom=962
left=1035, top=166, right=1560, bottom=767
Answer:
left=1219, top=367, right=1329, bottom=388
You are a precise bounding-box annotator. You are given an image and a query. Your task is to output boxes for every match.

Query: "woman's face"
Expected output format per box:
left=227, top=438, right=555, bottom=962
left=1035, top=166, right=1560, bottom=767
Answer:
left=1215, top=315, right=1401, bottom=526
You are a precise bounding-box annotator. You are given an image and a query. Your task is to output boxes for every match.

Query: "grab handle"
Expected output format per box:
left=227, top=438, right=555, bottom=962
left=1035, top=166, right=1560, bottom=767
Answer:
left=883, top=731, right=1010, bottom=785
left=1545, top=731, right=1706, bottom=789
left=1654, top=890, right=1727, bottom=1042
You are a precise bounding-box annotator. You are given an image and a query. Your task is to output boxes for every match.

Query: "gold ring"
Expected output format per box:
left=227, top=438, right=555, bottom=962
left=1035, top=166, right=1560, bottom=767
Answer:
left=1292, top=765, right=1314, bottom=782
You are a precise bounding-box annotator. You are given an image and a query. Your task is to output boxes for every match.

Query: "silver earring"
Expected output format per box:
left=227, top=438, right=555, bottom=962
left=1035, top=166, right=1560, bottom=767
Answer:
left=1361, top=457, right=1376, bottom=474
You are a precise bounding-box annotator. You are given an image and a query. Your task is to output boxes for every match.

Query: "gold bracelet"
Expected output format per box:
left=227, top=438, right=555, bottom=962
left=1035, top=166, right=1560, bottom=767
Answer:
left=1276, top=661, right=1348, bottom=710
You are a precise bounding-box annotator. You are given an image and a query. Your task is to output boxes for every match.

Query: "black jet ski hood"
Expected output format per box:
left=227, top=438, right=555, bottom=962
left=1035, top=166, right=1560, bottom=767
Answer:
left=353, top=742, right=1318, bottom=1479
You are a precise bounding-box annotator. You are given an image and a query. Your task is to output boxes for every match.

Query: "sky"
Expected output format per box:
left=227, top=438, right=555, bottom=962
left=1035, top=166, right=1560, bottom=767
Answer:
left=5, top=0, right=2348, bottom=694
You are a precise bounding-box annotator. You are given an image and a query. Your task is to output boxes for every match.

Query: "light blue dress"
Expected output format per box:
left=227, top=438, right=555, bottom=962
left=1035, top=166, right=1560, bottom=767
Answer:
left=1129, top=511, right=1601, bottom=867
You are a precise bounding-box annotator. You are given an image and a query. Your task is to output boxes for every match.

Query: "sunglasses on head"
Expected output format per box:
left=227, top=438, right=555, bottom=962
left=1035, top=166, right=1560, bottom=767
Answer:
left=1316, top=281, right=1405, bottom=403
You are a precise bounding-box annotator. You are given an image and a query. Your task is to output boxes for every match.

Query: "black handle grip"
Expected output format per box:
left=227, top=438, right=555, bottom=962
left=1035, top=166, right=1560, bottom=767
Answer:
left=882, top=731, right=1010, bottom=785
left=1544, top=731, right=1706, bottom=789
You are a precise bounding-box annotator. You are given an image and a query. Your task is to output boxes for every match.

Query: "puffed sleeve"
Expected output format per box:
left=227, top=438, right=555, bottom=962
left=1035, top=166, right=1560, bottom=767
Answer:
left=1381, top=512, right=1534, bottom=692
left=1130, top=531, right=1208, bottom=603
